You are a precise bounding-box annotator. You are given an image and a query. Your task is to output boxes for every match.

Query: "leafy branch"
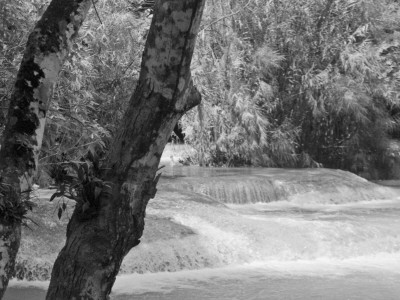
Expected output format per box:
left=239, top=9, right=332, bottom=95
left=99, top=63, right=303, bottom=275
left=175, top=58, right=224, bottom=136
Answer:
left=49, top=148, right=112, bottom=220
left=0, top=181, right=36, bottom=225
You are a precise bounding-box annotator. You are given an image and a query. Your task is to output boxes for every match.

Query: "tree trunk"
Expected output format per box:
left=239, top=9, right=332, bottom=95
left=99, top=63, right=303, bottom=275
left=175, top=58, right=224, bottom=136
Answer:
left=46, top=0, right=205, bottom=299
left=0, top=0, right=92, bottom=297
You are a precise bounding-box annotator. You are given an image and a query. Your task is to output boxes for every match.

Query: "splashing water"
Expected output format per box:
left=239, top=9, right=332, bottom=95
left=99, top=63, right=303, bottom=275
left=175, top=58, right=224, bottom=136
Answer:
left=5, top=167, right=400, bottom=300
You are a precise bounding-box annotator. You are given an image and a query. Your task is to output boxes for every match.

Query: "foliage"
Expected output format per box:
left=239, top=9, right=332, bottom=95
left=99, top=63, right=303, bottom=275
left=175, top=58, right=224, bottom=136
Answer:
left=0, top=181, right=35, bottom=225
left=40, top=0, right=148, bottom=179
left=14, top=260, right=52, bottom=281
left=0, top=0, right=148, bottom=184
left=181, top=0, right=400, bottom=177
left=264, top=0, right=400, bottom=177
left=1, top=0, right=400, bottom=178
left=182, top=2, right=299, bottom=167
left=48, top=147, right=111, bottom=220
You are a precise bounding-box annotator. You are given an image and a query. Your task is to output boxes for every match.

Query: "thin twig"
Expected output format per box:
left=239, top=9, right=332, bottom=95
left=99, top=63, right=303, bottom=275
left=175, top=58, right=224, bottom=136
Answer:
left=91, top=0, right=103, bottom=25
left=199, top=0, right=252, bottom=32
left=39, top=141, right=100, bottom=162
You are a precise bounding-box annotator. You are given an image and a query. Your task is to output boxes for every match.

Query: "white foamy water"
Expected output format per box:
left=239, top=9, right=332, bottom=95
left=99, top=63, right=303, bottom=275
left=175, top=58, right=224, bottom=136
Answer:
left=5, top=168, right=400, bottom=300
left=103, top=193, right=400, bottom=300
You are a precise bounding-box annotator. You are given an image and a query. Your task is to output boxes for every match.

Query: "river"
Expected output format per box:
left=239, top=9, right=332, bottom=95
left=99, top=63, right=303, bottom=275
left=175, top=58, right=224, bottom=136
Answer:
left=4, top=166, right=400, bottom=299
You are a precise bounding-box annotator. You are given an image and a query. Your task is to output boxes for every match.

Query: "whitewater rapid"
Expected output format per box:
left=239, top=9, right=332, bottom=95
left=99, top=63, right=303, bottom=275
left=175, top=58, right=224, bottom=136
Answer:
left=5, top=167, right=400, bottom=300
left=115, top=169, right=400, bottom=300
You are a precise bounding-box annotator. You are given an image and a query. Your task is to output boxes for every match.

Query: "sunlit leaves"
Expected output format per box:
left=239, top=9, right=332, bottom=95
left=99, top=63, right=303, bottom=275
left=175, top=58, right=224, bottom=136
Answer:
left=38, top=0, right=148, bottom=181
left=181, top=0, right=400, bottom=175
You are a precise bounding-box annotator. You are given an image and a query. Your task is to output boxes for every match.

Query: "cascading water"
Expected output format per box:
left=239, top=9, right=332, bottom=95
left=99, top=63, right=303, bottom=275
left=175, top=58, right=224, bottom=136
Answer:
left=5, top=167, right=400, bottom=300
left=159, top=167, right=398, bottom=204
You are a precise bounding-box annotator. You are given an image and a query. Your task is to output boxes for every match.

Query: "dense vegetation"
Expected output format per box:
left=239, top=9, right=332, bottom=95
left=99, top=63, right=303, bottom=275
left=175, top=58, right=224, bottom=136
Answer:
left=1, top=0, right=400, bottom=179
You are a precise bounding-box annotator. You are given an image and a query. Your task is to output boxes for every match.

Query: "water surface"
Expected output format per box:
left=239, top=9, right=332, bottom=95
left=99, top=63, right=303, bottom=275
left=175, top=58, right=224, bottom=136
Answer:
left=5, top=167, right=400, bottom=299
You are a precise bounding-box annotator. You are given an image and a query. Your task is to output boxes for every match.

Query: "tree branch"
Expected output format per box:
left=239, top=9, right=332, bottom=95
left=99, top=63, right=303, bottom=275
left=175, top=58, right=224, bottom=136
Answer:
left=199, top=0, right=252, bottom=32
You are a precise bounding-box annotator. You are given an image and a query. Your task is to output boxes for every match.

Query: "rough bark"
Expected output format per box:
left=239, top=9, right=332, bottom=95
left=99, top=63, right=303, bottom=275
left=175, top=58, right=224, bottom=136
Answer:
left=0, top=0, right=92, bottom=298
left=46, top=0, right=205, bottom=299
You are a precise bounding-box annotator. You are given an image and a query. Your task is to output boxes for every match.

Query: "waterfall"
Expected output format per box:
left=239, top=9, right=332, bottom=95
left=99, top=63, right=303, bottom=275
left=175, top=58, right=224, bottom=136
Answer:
left=159, top=167, right=398, bottom=204
left=6, top=167, right=400, bottom=300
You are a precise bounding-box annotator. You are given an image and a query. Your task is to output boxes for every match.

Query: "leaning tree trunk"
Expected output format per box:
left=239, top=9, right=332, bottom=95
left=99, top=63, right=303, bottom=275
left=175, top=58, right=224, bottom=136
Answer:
left=46, top=0, right=205, bottom=299
left=0, top=0, right=92, bottom=297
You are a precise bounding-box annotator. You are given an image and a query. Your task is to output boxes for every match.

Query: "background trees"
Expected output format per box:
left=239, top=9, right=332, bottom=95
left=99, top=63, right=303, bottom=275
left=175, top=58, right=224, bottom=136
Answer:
left=181, top=0, right=400, bottom=176
left=1, top=1, right=399, bottom=181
